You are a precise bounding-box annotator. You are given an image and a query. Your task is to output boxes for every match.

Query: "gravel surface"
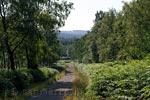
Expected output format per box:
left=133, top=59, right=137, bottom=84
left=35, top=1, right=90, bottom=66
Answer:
left=28, top=64, right=75, bottom=100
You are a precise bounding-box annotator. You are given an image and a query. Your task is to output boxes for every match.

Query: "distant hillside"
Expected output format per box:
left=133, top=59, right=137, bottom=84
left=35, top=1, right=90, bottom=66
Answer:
left=58, top=30, right=88, bottom=39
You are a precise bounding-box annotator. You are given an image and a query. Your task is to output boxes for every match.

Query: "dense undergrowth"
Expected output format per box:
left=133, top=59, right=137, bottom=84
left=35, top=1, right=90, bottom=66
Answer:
left=74, top=60, right=150, bottom=100
left=0, top=61, right=68, bottom=100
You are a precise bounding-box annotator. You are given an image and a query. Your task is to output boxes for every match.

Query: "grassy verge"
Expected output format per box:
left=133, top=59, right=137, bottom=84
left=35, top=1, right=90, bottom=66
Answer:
left=65, top=66, right=96, bottom=100
left=0, top=61, right=69, bottom=100
left=11, top=70, right=67, bottom=100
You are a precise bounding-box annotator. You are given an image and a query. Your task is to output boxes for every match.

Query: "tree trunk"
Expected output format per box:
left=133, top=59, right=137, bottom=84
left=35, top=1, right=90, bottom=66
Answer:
left=9, top=51, right=15, bottom=70
left=0, top=8, right=15, bottom=70
left=7, top=45, right=15, bottom=70
left=2, top=51, right=6, bottom=68
left=6, top=40, right=15, bottom=70
left=26, top=48, right=38, bottom=69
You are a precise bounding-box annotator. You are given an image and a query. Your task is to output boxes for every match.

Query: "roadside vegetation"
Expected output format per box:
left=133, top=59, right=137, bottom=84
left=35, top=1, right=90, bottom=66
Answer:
left=70, top=0, right=150, bottom=99
left=65, top=66, right=96, bottom=100
left=70, top=60, right=150, bottom=100
left=0, top=61, right=68, bottom=100
left=0, top=0, right=73, bottom=99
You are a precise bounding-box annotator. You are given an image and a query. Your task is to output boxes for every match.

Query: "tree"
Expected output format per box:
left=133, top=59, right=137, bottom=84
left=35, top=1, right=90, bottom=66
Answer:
left=0, top=0, right=26, bottom=70
left=72, top=0, right=150, bottom=63
left=94, top=11, right=105, bottom=23
left=122, top=0, right=150, bottom=59
left=0, top=0, right=73, bottom=70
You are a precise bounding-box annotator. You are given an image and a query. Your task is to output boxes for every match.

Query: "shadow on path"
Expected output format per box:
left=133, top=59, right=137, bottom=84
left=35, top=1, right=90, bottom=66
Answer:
left=28, top=64, right=75, bottom=100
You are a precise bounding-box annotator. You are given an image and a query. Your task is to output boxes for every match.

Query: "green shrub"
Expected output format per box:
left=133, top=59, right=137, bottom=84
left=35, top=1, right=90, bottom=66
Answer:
left=51, top=63, right=67, bottom=72
left=75, top=60, right=150, bottom=99
left=0, top=75, right=14, bottom=93
left=39, top=68, right=58, bottom=79
left=29, top=69, right=46, bottom=82
left=0, top=67, right=59, bottom=95
left=12, top=71, right=31, bottom=91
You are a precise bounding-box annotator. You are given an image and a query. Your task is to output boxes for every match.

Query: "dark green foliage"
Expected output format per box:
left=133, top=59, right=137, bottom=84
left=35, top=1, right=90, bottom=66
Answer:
left=52, top=62, right=68, bottom=72
left=72, top=0, right=150, bottom=63
left=0, top=0, right=73, bottom=98
left=0, top=75, right=14, bottom=93
left=0, top=67, right=58, bottom=94
left=0, top=0, right=73, bottom=70
left=12, top=71, right=31, bottom=90
left=60, top=38, right=75, bottom=58
left=94, top=11, right=105, bottom=23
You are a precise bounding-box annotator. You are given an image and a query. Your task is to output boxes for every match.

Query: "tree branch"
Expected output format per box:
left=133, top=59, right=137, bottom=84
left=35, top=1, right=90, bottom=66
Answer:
left=12, top=35, right=26, bottom=53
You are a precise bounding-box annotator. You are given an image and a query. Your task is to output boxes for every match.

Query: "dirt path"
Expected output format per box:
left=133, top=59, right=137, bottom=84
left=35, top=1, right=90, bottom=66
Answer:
left=28, top=63, right=75, bottom=100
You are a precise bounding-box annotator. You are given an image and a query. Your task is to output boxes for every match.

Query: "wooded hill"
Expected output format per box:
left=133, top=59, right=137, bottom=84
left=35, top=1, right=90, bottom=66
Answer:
left=58, top=30, right=87, bottom=39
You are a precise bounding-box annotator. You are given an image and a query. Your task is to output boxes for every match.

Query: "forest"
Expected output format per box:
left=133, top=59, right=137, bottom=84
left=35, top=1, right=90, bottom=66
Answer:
left=69, top=0, right=150, bottom=99
left=72, top=0, right=150, bottom=63
left=0, top=0, right=73, bottom=99
left=0, top=0, right=73, bottom=70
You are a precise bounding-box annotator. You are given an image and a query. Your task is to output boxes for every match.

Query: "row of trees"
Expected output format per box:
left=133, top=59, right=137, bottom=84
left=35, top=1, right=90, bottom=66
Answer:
left=60, top=38, right=75, bottom=58
left=0, top=0, right=73, bottom=70
left=72, top=0, right=150, bottom=63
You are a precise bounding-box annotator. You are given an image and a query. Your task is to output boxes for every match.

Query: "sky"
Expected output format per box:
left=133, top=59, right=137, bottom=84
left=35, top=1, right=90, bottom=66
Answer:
left=60, top=0, right=132, bottom=31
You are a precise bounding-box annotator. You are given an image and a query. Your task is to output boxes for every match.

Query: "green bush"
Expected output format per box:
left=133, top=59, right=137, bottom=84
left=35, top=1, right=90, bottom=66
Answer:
left=0, top=75, right=14, bottom=93
left=0, top=67, right=59, bottom=95
left=39, top=68, right=58, bottom=79
left=51, top=63, right=67, bottom=72
left=12, top=71, right=31, bottom=91
left=75, top=60, right=150, bottom=99
left=29, top=69, right=46, bottom=82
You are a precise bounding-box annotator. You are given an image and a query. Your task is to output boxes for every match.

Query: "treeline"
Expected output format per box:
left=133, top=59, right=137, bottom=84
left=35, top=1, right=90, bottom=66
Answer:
left=0, top=0, right=73, bottom=70
left=72, top=0, right=150, bottom=63
left=60, top=38, right=75, bottom=58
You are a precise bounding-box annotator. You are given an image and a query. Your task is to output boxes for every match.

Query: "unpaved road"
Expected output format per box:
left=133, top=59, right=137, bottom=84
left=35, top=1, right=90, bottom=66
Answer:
left=28, top=64, right=75, bottom=100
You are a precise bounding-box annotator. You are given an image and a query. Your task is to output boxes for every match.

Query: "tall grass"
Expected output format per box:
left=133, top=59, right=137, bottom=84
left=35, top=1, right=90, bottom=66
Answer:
left=65, top=67, right=97, bottom=100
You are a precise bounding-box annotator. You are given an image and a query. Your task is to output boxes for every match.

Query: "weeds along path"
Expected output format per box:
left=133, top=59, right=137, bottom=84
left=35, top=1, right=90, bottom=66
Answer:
left=28, top=63, right=75, bottom=100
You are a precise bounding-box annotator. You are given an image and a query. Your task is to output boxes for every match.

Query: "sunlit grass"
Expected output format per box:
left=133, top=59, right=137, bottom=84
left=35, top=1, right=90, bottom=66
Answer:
left=65, top=67, right=96, bottom=100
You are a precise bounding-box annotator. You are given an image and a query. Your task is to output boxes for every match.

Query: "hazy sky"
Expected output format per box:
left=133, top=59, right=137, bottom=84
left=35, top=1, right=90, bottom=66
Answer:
left=60, top=0, right=132, bottom=31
